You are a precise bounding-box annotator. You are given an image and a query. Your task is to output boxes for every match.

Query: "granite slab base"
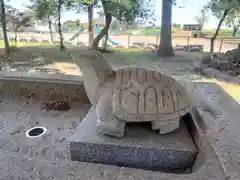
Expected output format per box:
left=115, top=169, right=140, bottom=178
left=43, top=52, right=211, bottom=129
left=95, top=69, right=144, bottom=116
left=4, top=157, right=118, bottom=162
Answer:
left=70, top=108, right=197, bottom=172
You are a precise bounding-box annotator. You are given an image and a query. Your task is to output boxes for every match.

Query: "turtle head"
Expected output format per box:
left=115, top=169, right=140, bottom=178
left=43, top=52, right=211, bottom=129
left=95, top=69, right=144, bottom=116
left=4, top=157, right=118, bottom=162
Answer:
left=69, top=49, right=114, bottom=105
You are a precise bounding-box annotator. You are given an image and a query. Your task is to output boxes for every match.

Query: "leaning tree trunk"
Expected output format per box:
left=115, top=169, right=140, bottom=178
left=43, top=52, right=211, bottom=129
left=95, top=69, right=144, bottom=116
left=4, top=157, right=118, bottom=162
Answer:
left=58, top=0, right=64, bottom=51
left=88, top=4, right=94, bottom=46
left=14, top=30, right=17, bottom=45
left=0, top=0, right=10, bottom=54
left=103, top=32, right=108, bottom=49
left=232, top=26, right=238, bottom=37
left=91, top=13, right=112, bottom=50
left=210, top=9, right=230, bottom=53
left=48, top=18, right=54, bottom=43
left=158, top=0, right=174, bottom=56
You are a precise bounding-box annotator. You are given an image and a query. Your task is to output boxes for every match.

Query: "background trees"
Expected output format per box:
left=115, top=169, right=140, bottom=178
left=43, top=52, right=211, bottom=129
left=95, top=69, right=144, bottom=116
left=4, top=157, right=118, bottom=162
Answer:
left=158, top=0, right=174, bottom=56
left=72, top=0, right=99, bottom=46
left=6, top=7, right=32, bottom=44
left=28, top=0, right=58, bottom=43
left=194, top=8, right=209, bottom=29
left=0, top=0, right=10, bottom=54
left=224, top=7, right=240, bottom=37
left=205, top=0, right=240, bottom=53
left=91, top=0, right=155, bottom=49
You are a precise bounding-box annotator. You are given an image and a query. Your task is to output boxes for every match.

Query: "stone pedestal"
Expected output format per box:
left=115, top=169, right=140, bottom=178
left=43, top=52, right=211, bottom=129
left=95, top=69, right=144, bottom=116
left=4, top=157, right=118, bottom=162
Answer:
left=70, top=108, right=197, bottom=172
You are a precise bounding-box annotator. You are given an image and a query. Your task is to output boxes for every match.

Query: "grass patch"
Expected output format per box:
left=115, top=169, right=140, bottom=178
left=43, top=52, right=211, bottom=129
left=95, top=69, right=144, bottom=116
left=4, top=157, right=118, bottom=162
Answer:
left=176, top=51, right=209, bottom=60
left=0, top=40, right=54, bottom=48
left=197, top=78, right=240, bottom=101
left=203, top=29, right=240, bottom=37
left=67, top=45, right=159, bottom=66
left=134, top=27, right=240, bottom=37
left=107, top=48, right=159, bottom=66
left=3, top=44, right=158, bottom=66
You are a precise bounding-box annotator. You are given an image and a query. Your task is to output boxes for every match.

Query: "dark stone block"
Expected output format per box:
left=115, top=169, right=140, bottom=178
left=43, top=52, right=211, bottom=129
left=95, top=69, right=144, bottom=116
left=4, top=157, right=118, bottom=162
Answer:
left=70, top=108, right=197, bottom=172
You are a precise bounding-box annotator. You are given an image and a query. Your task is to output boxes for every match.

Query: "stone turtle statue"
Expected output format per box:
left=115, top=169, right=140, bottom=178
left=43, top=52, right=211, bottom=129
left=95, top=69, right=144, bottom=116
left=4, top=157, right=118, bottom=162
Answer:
left=71, top=50, right=190, bottom=137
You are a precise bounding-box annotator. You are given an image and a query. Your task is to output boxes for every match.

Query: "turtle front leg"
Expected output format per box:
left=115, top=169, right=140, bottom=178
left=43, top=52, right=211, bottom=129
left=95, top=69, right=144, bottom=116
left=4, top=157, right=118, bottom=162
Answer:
left=97, top=114, right=126, bottom=137
left=96, top=90, right=126, bottom=138
left=151, top=118, right=180, bottom=134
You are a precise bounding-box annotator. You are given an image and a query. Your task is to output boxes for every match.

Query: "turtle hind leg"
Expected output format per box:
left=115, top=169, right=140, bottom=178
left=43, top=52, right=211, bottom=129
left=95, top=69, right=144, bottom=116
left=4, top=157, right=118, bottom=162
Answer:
left=97, top=115, right=126, bottom=138
left=151, top=119, right=180, bottom=134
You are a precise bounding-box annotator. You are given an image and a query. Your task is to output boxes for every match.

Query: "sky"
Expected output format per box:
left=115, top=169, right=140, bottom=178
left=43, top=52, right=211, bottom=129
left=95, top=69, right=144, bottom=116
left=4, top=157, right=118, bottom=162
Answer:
left=8, top=0, right=224, bottom=29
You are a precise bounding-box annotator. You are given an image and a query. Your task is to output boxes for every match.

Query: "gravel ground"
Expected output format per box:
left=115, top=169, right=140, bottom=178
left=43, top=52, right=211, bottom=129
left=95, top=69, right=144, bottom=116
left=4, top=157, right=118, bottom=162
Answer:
left=0, top=57, right=239, bottom=179
left=0, top=95, right=90, bottom=162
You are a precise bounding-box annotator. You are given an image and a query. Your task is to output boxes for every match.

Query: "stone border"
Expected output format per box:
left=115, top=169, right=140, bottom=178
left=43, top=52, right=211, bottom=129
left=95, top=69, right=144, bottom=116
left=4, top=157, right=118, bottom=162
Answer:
left=179, top=79, right=240, bottom=180
left=0, top=71, right=84, bottom=84
left=0, top=71, right=90, bottom=103
left=192, top=64, right=240, bottom=85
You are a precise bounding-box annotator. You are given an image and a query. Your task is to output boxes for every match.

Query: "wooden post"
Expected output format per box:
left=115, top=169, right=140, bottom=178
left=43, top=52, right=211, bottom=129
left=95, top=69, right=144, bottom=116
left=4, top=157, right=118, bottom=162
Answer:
left=186, top=36, right=190, bottom=52
left=156, top=36, right=159, bottom=47
left=219, top=37, right=224, bottom=53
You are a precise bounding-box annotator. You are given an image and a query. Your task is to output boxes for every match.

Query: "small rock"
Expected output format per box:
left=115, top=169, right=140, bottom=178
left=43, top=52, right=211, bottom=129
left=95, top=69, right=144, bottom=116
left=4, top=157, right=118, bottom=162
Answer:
left=10, top=128, right=21, bottom=135
left=54, top=150, right=65, bottom=160
left=57, top=127, right=62, bottom=131
left=201, top=55, right=212, bottom=65
left=54, top=137, right=66, bottom=143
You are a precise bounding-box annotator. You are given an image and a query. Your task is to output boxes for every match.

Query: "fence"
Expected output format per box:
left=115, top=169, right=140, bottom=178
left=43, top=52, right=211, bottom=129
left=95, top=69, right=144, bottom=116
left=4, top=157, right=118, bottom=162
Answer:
left=5, top=32, right=240, bottom=53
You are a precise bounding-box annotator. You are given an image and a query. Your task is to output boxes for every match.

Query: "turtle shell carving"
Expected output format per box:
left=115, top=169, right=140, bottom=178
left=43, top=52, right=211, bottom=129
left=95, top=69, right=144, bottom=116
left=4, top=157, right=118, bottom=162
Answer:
left=112, top=68, right=189, bottom=122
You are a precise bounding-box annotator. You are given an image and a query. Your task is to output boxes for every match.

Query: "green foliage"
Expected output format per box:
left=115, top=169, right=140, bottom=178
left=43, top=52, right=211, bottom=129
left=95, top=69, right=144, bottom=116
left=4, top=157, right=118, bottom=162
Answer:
left=6, top=6, right=33, bottom=32
left=204, top=0, right=240, bottom=40
left=203, top=29, right=240, bottom=37
left=72, top=0, right=155, bottom=25
left=224, top=7, right=240, bottom=35
left=71, top=0, right=98, bottom=13
left=63, top=19, right=81, bottom=30
left=27, top=0, right=58, bottom=25
left=194, top=8, right=208, bottom=27
left=28, top=0, right=75, bottom=22
left=172, top=23, right=181, bottom=30
left=103, top=0, right=156, bottom=25
left=206, top=0, right=240, bottom=19
left=225, top=8, right=240, bottom=26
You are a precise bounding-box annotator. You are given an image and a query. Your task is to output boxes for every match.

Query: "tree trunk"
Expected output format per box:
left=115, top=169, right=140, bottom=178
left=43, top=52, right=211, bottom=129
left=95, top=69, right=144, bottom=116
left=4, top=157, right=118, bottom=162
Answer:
left=103, top=32, right=108, bottom=49
left=158, top=0, right=174, bottom=56
left=58, top=0, right=64, bottom=51
left=14, top=30, right=17, bottom=45
left=210, top=9, right=230, bottom=53
left=232, top=26, right=238, bottom=37
left=91, top=13, right=112, bottom=50
left=88, top=5, right=94, bottom=46
left=0, top=0, right=10, bottom=54
left=48, top=18, right=54, bottom=43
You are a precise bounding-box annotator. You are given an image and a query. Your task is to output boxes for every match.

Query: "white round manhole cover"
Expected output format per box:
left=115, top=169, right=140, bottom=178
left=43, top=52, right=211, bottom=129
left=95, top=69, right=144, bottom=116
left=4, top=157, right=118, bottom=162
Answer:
left=26, top=126, right=47, bottom=139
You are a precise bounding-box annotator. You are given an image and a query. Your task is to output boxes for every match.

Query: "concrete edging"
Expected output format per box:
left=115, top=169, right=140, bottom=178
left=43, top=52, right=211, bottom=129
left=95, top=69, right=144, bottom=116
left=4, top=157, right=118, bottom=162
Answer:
left=0, top=71, right=84, bottom=84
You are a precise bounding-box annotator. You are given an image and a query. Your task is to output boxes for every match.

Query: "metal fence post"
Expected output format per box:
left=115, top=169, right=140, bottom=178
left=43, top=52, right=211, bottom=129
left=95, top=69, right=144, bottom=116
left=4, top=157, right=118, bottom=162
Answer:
left=156, top=36, right=159, bottom=47
left=127, top=35, right=130, bottom=48
left=186, top=36, right=190, bottom=52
